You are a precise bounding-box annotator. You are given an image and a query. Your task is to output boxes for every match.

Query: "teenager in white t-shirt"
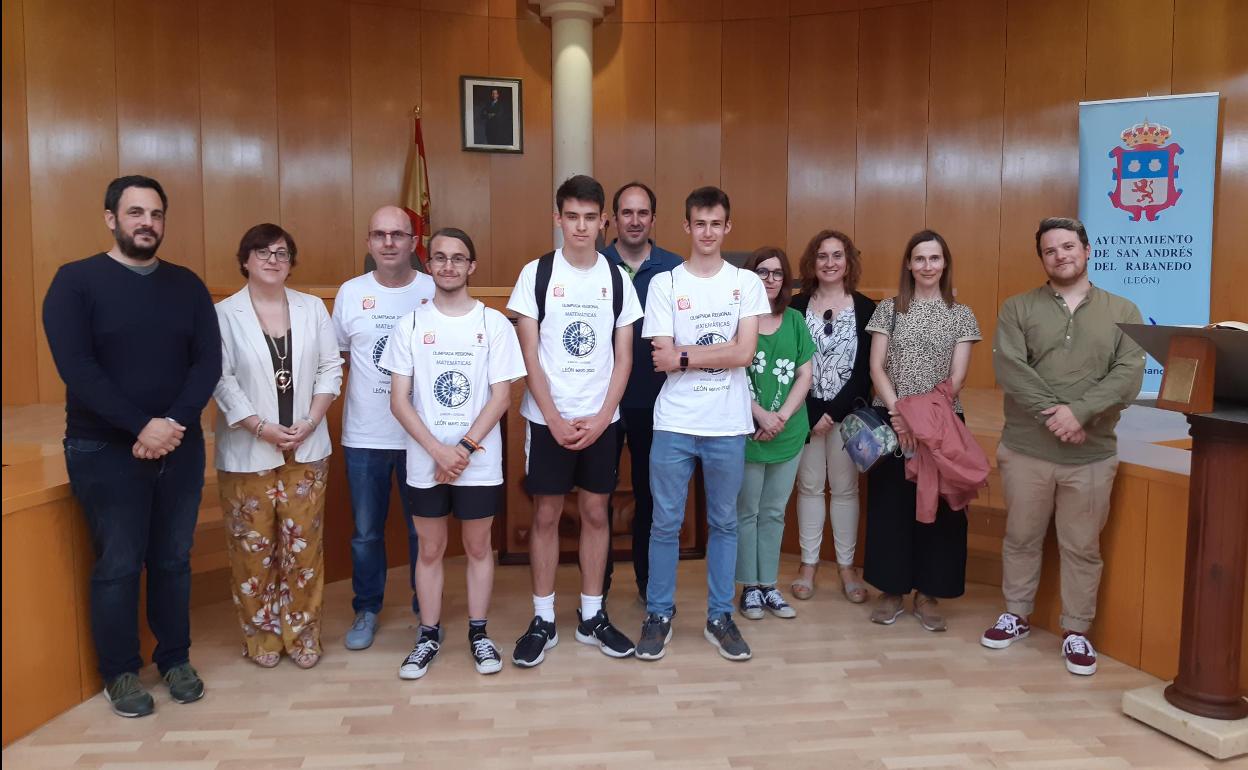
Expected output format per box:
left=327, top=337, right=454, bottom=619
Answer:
left=330, top=206, right=435, bottom=652
left=381, top=228, right=525, bottom=681
left=505, top=175, right=643, bottom=666
left=633, top=187, right=770, bottom=663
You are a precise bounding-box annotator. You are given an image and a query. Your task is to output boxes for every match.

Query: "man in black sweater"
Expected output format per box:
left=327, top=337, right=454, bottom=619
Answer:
left=43, top=176, right=221, bottom=718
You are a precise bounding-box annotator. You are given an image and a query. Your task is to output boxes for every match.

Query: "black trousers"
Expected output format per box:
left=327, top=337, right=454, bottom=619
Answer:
left=603, top=407, right=656, bottom=600
left=862, top=407, right=968, bottom=599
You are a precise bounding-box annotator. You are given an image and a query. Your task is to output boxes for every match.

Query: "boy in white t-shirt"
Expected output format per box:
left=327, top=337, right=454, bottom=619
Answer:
left=381, top=228, right=525, bottom=681
left=634, top=187, right=770, bottom=663
left=506, top=175, right=644, bottom=666
left=331, top=206, right=435, bottom=652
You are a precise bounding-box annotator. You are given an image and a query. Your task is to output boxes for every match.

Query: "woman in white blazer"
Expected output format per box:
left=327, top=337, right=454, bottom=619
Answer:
left=213, top=223, right=342, bottom=670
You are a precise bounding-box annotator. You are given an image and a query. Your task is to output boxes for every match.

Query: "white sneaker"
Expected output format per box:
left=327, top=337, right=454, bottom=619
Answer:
left=471, top=634, right=502, bottom=675
left=398, top=637, right=440, bottom=680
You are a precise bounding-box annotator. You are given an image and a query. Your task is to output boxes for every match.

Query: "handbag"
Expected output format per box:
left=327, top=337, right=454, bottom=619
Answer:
left=837, top=305, right=901, bottom=473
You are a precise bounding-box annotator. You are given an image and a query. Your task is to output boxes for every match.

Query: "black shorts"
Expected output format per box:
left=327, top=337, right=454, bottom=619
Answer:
left=409, top=483, right=501, bottom=521
left=524, top=420, right=619, bottom=496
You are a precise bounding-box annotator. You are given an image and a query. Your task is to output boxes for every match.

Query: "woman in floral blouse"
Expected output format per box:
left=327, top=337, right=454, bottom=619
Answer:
left=213, top=223, right=343, bottom=669
left=863, top=229, right=980, bottom=632
left=735, top=247, right=815, bottom=621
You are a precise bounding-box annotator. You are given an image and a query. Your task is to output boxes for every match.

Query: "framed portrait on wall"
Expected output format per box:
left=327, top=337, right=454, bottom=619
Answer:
left=461, top=76, right=523, bottom=153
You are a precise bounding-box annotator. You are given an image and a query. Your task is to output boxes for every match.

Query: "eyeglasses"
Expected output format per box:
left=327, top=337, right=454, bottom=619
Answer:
left=368, top=230, right=413, bottom=243
left=254, top=248, right=291, bottom=263
left=429, top=254, right=472, bottom=267
left=754, top=268, right=785, bottom=282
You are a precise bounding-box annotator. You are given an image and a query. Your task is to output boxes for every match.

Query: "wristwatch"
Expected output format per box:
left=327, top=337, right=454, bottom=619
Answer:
left=679, top=351, right=689, bottom=371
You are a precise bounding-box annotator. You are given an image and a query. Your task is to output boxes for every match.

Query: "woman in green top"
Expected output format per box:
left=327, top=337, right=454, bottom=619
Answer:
left=736, top=247, right=816, bottom=621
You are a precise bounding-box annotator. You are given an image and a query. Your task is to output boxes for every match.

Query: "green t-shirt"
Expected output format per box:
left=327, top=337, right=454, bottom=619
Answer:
left=746, top=307, right=816, bottom=464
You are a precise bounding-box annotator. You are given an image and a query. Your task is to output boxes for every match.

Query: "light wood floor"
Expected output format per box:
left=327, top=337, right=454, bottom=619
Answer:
left=2, top=556, right=1220, bottom=769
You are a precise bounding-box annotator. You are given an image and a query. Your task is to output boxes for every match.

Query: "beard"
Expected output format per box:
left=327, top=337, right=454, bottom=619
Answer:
left=113, top=226, right=162, bottom=260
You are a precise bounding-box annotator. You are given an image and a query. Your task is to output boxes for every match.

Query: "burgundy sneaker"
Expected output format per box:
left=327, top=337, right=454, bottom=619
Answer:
left=980, top=612, right=1030, bottom=649
left=1062, top=632, right=1097, bottom=675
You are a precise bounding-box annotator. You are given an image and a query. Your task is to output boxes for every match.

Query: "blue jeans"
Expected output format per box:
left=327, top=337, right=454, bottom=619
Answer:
left=64, top=434, right=204, bottom=680
left=343, top=447, right=420, bottom=615
left=647, top=431, right=746, bottom=619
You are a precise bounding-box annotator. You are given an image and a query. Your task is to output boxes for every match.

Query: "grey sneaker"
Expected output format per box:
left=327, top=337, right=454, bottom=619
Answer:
left=760, top=586, right=797, bottom=619
left=345, top=610, right=379, bottom=650
left=705, top=613, right=752, bottom=661
left=162, top=663, right=204, bottom=704
left=635, top=613, right=672, bottom=661
left=738, top=586, right=765, bottom=620
left=104, top=672, right=154, bottom=718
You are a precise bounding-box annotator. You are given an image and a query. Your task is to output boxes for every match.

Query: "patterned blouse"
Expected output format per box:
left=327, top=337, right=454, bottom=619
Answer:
left=804, top=304, right=857, bottom=402
left=866, top=297, right=981, bottom=413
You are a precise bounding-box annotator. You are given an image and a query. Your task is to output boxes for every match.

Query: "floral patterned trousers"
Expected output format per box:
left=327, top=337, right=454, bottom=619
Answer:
left=218, top=457, right=328, bottom=661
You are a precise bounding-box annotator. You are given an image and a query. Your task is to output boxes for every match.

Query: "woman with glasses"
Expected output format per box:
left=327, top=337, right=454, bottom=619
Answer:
left=787, top=230, right=877, bottom=603
left=735, top=247, right=815, bottom=621
left=213, top=223, right=343, bottom=669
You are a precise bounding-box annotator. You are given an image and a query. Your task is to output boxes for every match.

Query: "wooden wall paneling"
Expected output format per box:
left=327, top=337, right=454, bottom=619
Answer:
left=1172, top=0, right=1248, bottom=322
left=925, top=0, right=1006, bottom=389
left=488, top=16, right=553, bottom=286
left=1139, top=481, right=1188, bottom=681
left=1, top=0, right=37, bottom=407
left=419, top=12, right=492, bottom=280
left=786, top=11, right=859, bottom=271
left=1084, top=0, right=1173, bottom=101
left=853, top=1, right=931, bottom=291
left=656, top=0, right=722, bottom=23
left=24, top=0, right=120, bottom=404
left=790, top=0, right=862, bottom=14
left=349, top=1, right=422, bottom=274
left=654, top=21, right=722, bottom=253
left=114, top=0, right=204, bottom=277
left=603, top=0, right=656, bottom=23
left=996, top=0, right=1088, bottom=305
left=487, top=0, right=541, bottom=18
left=720, top=18, right=789, bottom=253
left=198, top=0, right=280, bottom=290
left=1087, top=475, right=1148, bottom=666
left=422, top=0, right=488, bottom=15
left=274, top=0, right=354, bottom=286
left=593, top=21, right=657, bottom=232
left=722, top=0, right=789, bottom=18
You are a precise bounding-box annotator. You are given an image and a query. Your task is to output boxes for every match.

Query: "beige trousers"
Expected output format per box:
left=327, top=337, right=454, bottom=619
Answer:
left=997, top=443, right=1119, bottom=633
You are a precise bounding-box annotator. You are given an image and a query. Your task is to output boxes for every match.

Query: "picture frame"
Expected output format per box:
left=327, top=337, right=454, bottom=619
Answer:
left=460, top=76, right=523, bottom=153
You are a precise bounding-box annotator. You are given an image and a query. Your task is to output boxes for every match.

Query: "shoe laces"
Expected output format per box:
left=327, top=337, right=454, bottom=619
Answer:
left=471, top=636, right=499, bottom=661
left=1063, top=634, right=1093, bottom=657
left=762, top=587, right=789, bottom=609
left=742, top=588, right=763, bottom=609
left=992, top=613, right=1021, bottom=634
left=405, top=638, right=439, bottom=666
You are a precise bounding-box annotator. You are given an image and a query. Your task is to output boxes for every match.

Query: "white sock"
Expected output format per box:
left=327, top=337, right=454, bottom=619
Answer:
left=580, top=593, right=603, bottom=620
left=533, top=593, right=555, bottom=623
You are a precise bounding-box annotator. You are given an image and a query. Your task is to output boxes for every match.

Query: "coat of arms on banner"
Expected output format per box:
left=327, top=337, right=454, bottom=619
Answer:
left=1108, top=120, right=1183, bottom=222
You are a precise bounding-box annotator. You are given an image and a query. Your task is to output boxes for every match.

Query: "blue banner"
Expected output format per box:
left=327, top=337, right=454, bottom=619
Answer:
left=1079, top=92, right=1219, bottom=393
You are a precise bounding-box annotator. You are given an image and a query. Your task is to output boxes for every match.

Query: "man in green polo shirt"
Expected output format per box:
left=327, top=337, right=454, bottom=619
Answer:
left=980, top=217, right=1145, bottom=677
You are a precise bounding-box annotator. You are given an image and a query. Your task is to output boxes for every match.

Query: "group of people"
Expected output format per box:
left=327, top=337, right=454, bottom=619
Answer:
left=43, top=173, right=1144, bottom=719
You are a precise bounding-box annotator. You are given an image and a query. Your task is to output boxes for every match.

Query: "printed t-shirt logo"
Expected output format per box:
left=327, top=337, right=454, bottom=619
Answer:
left=696, top=331, right=728, bottom=375
left=362, top=296, right=375, bottom=310
left=423, top=332, right=436, bottom=344
left=433, top=371, right=471, bottom=408
left=732, top=289, right=741, bottom=303
left=601, top=287, right=608, bottom=299
left=372, top=335, right=392, bottom=375
left=562, top=321, right=596, bottom=357
left=677, top=296, right=691, bottom=311
left=553, top=284, right=565, bottom=298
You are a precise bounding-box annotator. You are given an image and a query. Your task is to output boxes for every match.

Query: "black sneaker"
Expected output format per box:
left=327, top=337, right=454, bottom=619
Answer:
left=575, top=609, right=636, bottom=658
left=104, top=672, right=154, bottom=718
left=162, top=662, right=205, bottom=703
left=739, top=585, right=764, bottom=620
left=398, top=636, right=440, bottom=680
left=760, top=586, right=797, bottom=619
left=705, top=613, right=752, bottom=661
left=470, top=631, right=503, bottom=675
left=512, top=616, right=558, bottom=668
left=635, top=613, right=672, bottom=661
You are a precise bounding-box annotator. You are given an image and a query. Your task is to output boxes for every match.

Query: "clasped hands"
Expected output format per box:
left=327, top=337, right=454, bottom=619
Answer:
left=548, top=412, right=611, bottom=451
left=1041, top=403, right=1085, bottom=444
left=132, top=417, right=184, bottom=460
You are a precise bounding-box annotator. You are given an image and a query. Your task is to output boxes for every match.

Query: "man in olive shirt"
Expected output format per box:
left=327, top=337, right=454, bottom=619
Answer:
left=980, top=217, right=1145, bottom=677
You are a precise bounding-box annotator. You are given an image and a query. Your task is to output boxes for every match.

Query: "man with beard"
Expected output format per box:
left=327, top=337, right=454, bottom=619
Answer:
left=332, top=206, right=435, bottom=651
left=43, top=175, right=221, bottom=717
left=600, top=182, right=682, bottom=603
left=981, top=217, right=1145, bottom=677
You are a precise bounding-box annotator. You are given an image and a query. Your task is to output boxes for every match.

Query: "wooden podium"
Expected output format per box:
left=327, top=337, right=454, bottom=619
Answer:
left=1123, top=324, right=1248, bottom=722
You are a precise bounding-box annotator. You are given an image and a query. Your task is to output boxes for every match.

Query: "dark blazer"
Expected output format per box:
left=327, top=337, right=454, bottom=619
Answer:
left=789, top=290, right=877, bottom=428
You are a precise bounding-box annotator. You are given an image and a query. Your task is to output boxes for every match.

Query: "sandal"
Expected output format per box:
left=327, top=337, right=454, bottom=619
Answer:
left=837, top=565, right=869, bottom=604
left=252, top=652, right=280, bottom=669
left=293, top=650, right=321, bottom=669
left=790, top=562, right=818, bottom=600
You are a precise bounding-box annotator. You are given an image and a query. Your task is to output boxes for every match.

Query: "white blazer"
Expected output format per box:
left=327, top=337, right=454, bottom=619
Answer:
left=213, top=286, right=343, bottom=472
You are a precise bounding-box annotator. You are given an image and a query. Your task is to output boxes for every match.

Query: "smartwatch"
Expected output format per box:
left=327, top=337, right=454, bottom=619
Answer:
left=679, top=351, right=689, bottom=371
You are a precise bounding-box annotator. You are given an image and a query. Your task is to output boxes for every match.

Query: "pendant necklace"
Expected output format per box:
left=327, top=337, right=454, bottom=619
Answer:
left=266, top=331, right=292, bottom=394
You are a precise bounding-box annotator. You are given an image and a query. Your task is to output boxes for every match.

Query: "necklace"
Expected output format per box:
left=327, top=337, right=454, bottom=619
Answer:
left=265, top=331, right=292, bottom=393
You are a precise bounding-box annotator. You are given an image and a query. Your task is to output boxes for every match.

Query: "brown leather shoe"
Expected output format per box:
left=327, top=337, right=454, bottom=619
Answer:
left=913, top=593, right=947, bottom=632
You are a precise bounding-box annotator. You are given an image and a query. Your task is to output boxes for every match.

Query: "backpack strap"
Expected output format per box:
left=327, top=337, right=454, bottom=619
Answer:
left=610, top=260, right=623, bottom=324
left=534, top=251, right=556, bottom=325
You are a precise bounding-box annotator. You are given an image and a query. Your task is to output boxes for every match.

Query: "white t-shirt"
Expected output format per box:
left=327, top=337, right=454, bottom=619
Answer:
left=642, top=262, right=770, bottom=436
left=379, top=301, right=526, bottom=488
left=332, top=271, right=436, bottom=448
left=506, top=250, right=643, bottom=424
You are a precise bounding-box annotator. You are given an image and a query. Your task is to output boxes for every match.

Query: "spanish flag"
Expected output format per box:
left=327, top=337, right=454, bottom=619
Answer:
left=401, top=109, right=431, bottom=268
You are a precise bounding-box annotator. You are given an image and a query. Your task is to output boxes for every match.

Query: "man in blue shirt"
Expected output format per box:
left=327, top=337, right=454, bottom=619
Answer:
left=43, top=176, right=221, bottom=718
left=601, top=182, right=683, bottom=603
